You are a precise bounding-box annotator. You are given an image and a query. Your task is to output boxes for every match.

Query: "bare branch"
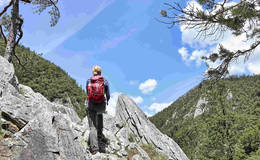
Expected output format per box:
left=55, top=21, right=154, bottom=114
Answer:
left=21, top=0, right=31, bottom=3
left=48, top=0, right=58, bottom=9
left=0, top=0, right=13, bottom=17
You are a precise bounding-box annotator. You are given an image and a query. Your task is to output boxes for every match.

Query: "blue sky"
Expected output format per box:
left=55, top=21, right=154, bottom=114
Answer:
left=1, top=0, right=259, bottom=116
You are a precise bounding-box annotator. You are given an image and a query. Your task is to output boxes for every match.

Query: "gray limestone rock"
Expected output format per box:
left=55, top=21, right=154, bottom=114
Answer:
left=117, top=148, right=128, bottom=157
left=135, top=144, right=151, bottom=160
left=0, top=56, right=19, bottom=98
left=115, top=94, right=189, bottom=160
left=0, top=84, right=81, bottom=132
left=116, top=126, right=130, bottom=147
left=132, top=154, right=144, bottom=160
left=14, top=105, right=88, bottom=160
left=194, top=97, right=208, bottom=118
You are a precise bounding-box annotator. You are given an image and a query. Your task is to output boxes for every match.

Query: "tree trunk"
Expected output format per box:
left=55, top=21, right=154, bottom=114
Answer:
left=4, top=0, right=19, bottom=62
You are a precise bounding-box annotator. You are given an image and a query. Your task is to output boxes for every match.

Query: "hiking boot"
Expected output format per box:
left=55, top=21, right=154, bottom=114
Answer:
left=91, top=150, right=97, bottom=155
left=98, top=133, right=109, bottom=144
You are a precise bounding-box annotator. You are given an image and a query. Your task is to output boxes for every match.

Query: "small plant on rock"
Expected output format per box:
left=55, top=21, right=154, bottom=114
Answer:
left=126, top=148, right=139, bottom=160
left=141, top=144, right=168, bottom=160
left=128, top=132, right=136, bottom=142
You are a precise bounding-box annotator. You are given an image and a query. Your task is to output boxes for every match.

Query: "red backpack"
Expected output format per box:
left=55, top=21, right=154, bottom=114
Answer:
left=87, top=75, right=105, bottom=103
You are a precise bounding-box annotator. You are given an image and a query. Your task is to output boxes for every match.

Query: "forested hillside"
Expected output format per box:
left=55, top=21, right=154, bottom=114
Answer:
left=150, top=75, right=260, bottom=160
left=0, top=39, right=87, bottom=119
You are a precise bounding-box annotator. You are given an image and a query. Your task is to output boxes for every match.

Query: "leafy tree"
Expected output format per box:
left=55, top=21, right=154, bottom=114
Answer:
left=0, top=0, right=60, bottom=62
left=159, top=0, right=260, bottom=79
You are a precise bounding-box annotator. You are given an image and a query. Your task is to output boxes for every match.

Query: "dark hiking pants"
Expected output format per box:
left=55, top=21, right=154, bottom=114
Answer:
left=86, top=101, right=106, bottom=151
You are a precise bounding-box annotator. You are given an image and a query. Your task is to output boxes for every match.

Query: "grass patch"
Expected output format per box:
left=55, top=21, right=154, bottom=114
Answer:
left=18, top=88, right=25, bottom=96
left=126, top=148, right=139, bottom=160
left=141, top=144, right=168, bottom=160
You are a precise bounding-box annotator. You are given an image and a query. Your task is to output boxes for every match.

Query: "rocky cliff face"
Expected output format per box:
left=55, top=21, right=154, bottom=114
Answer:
left=0, top=56, right=188, bottom=160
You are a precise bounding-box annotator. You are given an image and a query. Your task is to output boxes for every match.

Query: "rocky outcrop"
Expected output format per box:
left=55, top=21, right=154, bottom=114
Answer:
left=0, top=56, right=87, bottom=160
left=115, top=94, right=189, bottom=160
left=0, top=55, right=189, bottom=160
left=194, top=97, right=207, bottom=118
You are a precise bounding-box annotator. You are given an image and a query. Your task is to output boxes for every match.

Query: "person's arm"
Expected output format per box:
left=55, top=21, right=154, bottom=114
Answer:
left=86, top=79, right=90, bottom=95
left=104, top=79, right=110, bottom=103
left=85, top=79, right=90, bottom=112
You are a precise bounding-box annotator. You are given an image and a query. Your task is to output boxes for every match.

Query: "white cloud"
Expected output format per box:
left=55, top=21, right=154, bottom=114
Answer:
left=248, top=63, right=260, bottom=75
left=130, top=96, right=143, bottom=104
left=139, top=79, right=157, bottom=94
left=106, top=92, right=121, bottom=117
left=178, top=47, right=208, bottom=67
left=214, top=33, right=260, bottom=76
left=178, top=47, right=189, bottom=61
left=228, top=57, right=247, bottom=75
left=148, top=102, right=172, bottom=113
left=0, top=0, right=10, bottom=7
left=144, top=111, right=153, bottom=117
left=190, top=49, right=208, bottom=66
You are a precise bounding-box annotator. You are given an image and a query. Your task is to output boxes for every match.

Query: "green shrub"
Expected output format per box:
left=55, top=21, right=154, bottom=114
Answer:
left=128, top=132, right=136, bottom=142
left=18, top=87, right=25, bottom=96
left=141, top=144, right=168, bottom=160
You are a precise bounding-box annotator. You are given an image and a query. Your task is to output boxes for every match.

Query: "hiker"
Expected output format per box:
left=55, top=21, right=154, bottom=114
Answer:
left=86, top=65, right=110, bottom=155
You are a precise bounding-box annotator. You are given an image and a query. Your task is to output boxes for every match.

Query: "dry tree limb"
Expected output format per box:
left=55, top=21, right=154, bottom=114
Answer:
left=0, top=0, right=13, bottom=17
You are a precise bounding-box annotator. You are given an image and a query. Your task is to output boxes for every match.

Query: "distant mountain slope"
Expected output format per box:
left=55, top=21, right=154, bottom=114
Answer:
left=0, top=39, right=87, bottom=119
left=150, top=75, right=260, bottom=160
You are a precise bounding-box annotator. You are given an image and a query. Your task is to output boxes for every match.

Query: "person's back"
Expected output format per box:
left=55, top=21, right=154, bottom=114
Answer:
left=86, top=65, right=110, bottom=155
